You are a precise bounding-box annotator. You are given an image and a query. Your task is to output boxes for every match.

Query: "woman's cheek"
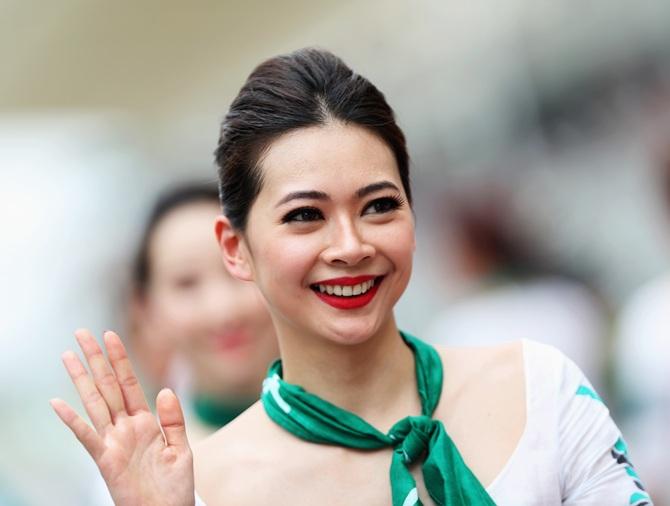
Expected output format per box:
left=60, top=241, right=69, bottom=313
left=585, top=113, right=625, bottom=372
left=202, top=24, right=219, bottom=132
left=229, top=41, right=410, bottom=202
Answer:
left=372, top=220, right=414, bottom=253
left=155, top=295, right=201, bottom=342
left=264, top=235, right=319, bottom=281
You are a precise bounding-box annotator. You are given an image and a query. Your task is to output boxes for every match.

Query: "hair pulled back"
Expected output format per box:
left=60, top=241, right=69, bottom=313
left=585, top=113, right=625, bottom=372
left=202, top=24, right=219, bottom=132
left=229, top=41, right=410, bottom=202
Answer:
left=133, top=182, right=220, bottom=295
left=215, top=47, right=410, bottom=230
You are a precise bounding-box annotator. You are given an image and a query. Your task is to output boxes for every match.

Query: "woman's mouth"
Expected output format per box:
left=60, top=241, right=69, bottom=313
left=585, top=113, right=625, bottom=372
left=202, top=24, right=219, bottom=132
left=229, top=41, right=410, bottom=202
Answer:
left=211, top=330, right=252, bottom=353
left=310, top=275, right=384, bottom=310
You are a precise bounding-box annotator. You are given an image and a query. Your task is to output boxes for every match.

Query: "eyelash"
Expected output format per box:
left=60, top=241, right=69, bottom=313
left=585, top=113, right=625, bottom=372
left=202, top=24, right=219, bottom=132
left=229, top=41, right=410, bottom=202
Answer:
left=362, top=195, right=404, bottom=215
left=281, top=207, right=323, bottom=223
left=281, top=195, right=405, bottom=224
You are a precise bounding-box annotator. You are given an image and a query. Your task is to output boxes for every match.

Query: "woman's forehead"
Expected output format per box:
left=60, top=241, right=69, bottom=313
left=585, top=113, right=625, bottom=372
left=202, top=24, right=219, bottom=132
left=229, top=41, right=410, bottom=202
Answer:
left=149, top=203, right=219, bottom=259
left=258, top=123, right=400, bottom=194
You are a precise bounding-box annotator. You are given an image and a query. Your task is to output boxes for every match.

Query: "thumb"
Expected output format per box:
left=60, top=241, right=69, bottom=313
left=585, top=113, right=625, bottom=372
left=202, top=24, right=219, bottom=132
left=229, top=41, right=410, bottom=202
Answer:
left=156, top=388, right=189, bottom=449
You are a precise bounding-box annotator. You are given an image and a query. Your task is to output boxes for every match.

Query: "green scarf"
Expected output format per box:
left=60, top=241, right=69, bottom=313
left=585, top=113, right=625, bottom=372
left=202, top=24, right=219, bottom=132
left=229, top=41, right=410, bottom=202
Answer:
left=261, top=331, right=496, bottom=506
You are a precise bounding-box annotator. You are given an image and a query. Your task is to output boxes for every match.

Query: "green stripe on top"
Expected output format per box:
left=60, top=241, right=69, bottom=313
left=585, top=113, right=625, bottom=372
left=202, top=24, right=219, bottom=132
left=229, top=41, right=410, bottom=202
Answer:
left=261, top=331, right=496, bottom=506
left=625, top=466, right=640, bottom=480
left=630, top=491, right=651, bottom=504
left=614, top=437, right=628, bottom=455
left=576, top=384, right=603, bottom=403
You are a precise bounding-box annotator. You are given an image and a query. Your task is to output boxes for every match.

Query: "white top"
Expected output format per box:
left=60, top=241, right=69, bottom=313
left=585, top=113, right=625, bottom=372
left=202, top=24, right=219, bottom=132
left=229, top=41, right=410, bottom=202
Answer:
left=485, top=339, right=651, bottom=505
left=614, top=273, right=670, bottom=503
left=197, top=339, right=653, bottom=505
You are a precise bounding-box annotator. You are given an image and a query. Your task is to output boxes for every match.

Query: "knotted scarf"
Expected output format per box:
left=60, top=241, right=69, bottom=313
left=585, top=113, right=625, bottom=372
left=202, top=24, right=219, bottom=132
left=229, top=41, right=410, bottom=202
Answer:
left=261, top=331, right=496, bottom=506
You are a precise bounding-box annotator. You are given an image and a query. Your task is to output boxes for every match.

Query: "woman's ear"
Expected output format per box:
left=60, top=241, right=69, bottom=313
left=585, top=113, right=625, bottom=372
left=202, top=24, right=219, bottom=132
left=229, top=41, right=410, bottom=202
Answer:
left=215, top=215, right=254, bottom=281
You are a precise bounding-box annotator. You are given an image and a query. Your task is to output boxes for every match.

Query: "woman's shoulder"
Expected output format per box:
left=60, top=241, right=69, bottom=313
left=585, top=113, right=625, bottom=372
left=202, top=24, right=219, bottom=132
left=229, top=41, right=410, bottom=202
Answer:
left=431, top=340, right=528, bottom=487
left=434, top=339, right=525, bottom=389
left=193, top=399, right=296, bottom=462
left=434, top=337, right=609, bottom=431
left=433, top=338, right=575, bottom=389
left=193, top=399, right=353, bottom=505
left=193, top=401, right=292, bottom=504
left=195, top=400, right=277, bottom=448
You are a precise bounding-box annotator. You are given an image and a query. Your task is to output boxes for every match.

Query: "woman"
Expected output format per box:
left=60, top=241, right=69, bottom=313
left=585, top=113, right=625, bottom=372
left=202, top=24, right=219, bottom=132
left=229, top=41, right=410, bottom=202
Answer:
left=51, top=48, right=651, bottom=505
left=128, top=183, right=278, bottom=441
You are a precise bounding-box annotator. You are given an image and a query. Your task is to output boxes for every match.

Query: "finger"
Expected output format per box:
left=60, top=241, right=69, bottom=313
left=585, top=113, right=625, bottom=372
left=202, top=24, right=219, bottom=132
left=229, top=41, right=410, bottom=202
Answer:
left=75, top=329, right=126, bottom=420
left=62, top=350, right=113, bottom=433
left=156, top=388, right=189, bottom=449
left=103, top=330, right=150, bottom=415
left=50, top=398, right=105, bottom=460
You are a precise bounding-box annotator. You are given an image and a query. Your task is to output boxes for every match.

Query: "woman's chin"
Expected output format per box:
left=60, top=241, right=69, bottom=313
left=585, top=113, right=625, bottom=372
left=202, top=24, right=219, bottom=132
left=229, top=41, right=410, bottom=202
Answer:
left=317, top=319, right=387, bottom=347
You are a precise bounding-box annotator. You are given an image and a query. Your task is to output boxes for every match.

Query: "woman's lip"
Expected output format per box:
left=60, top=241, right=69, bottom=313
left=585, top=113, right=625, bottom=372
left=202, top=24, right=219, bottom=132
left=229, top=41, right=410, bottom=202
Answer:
left=312, top=277, right=383, bottom=310
left=311, top=275, right=377, bottom=286
left=211, top=331, right=251, bottom=351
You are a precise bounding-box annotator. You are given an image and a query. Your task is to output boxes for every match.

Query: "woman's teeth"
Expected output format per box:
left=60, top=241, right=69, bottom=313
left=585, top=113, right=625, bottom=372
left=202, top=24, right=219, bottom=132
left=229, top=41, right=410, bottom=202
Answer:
left=317, top=279, right=375, bottom=297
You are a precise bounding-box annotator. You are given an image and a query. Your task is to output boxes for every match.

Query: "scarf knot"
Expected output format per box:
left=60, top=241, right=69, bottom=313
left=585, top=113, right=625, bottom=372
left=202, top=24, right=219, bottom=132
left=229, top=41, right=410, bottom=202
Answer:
left=390, top=415, right=437, bottom=464
left=261, top=332, right=497, bottom=506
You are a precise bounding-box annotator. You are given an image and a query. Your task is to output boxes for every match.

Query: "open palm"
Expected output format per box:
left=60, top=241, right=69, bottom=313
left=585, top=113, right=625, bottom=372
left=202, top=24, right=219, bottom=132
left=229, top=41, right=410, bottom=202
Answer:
left=51, top=329, right=195, bottom=506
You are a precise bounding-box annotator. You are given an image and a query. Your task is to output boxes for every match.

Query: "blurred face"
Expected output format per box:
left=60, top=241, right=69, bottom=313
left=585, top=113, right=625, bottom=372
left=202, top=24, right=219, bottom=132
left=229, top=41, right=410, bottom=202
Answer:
left=223, top=122, right=415, bottom=346
left=142, top=201, right=277, bottom=395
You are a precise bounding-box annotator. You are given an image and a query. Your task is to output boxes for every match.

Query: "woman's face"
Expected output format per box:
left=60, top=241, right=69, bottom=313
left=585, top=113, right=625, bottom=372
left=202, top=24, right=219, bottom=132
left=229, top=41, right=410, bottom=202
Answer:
left=141, top=201, right=277, bottom=395
left=226, top=122, right=415, bottom=346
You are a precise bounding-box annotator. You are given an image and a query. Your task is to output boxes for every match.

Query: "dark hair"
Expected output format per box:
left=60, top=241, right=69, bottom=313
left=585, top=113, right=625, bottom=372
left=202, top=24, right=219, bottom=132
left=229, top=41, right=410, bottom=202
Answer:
left=132, top=182, right=220, bottom=294
left=215, top=47, right=411, bottom=230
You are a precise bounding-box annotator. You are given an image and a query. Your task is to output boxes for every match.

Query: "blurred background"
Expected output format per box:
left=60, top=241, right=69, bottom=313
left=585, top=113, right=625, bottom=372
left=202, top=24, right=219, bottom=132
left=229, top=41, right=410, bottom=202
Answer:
left=2, top=0, right=670, bottom=504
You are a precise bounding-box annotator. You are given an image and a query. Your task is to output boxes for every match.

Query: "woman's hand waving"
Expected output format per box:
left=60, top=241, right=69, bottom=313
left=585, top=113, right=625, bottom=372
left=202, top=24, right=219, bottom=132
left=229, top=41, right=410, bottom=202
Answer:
left=50, top=329, right=195, bottom=506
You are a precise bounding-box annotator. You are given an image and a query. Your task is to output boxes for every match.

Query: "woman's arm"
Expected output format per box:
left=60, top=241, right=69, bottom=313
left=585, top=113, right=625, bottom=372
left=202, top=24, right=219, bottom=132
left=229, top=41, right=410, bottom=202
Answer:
left=51, top=329, right=196, bottom=506
left=558, top=355, right=652, bottom=505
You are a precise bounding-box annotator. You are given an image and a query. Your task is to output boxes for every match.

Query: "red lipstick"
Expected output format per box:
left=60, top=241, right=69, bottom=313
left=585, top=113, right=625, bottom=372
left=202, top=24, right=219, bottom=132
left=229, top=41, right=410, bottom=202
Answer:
left=311, top=275, right=382, bottom=310
left=211, top=330, right=251, bottom=353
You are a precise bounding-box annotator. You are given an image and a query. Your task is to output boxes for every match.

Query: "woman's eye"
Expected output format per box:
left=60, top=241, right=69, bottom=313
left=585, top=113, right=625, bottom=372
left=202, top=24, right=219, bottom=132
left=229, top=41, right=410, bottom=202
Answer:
left=282, top=207, right=324, bottom=223
left=363, top=196, right=402, bottom=215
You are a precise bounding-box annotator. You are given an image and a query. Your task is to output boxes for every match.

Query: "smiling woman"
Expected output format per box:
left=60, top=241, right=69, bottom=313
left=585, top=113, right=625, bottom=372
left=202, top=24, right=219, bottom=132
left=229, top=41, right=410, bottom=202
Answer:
left=217, top=123, right=415, bottom=352
left=52, top=48, right=652, bottom=506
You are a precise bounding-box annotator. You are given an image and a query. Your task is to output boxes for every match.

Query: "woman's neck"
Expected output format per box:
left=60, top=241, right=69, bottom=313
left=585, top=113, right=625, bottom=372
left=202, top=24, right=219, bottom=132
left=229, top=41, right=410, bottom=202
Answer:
left=277, top=317, right=421, bottom=431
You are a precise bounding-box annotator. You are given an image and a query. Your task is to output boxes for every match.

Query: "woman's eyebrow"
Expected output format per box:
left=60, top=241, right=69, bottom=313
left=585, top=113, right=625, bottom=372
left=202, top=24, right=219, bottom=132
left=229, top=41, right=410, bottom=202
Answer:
left=275, top=181, right=399, bottom=208
left=356, top=181, right=400, bottom=198
left=276, top=190, right=329, bottom=207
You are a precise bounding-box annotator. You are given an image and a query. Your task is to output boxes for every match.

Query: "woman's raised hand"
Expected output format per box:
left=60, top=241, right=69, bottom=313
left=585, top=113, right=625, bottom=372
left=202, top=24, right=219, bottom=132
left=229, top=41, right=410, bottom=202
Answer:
left=51, top=329, right=195, bottom=506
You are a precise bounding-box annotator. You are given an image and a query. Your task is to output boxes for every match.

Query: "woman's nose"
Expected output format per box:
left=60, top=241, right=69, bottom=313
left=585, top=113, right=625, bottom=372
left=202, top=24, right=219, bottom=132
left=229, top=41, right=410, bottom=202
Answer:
left=320, top=218, right=375, bottom=266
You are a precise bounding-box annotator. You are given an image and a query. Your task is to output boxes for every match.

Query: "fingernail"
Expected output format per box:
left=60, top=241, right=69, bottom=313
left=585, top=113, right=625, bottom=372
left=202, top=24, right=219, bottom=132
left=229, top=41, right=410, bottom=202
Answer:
left=61, top=350, right=75, bottom=362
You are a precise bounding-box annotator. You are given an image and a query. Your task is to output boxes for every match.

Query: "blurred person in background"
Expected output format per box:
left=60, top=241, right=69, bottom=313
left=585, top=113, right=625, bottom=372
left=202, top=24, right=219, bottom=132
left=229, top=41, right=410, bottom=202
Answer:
left=87, top=182, right=279, bottom=504
left=127, top=182, right=279, bottom=442
left=426, top=182, right=609, bottom=393
left=614, top=145, right=670, bottom=505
